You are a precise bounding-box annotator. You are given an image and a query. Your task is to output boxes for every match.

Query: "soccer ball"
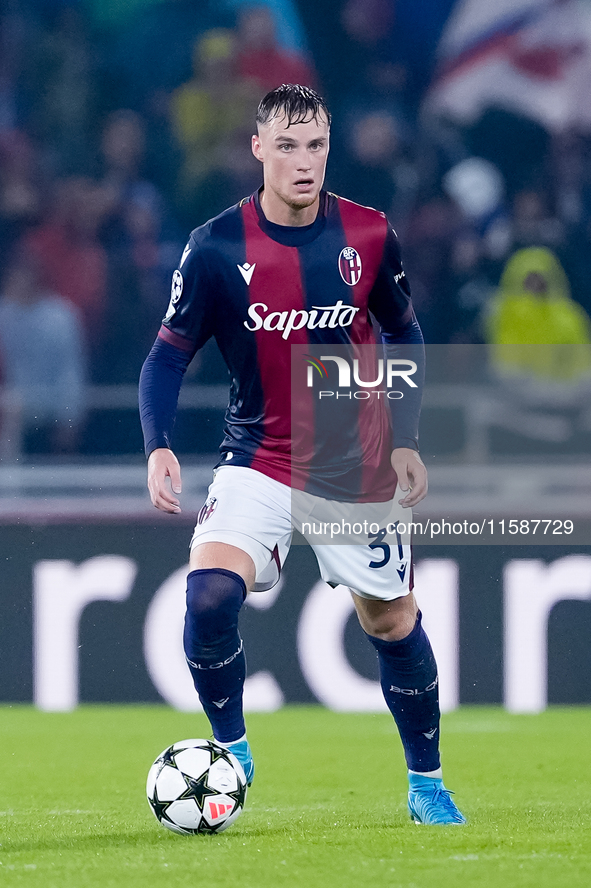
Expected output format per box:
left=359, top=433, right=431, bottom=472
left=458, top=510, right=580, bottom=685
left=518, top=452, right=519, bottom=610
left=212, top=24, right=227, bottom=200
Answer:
left=147, top=738, right=247, bottom=835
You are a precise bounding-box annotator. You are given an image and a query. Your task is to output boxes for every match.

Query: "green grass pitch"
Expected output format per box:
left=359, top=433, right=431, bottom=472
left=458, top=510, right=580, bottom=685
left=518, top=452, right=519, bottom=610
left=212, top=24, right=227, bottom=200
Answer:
left=1, top=706, right=590, bottom=888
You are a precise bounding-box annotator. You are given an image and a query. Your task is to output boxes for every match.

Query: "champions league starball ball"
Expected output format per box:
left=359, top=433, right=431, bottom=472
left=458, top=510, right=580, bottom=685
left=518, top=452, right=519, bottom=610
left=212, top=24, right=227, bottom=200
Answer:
left=147, top=739, right=247, bottom=835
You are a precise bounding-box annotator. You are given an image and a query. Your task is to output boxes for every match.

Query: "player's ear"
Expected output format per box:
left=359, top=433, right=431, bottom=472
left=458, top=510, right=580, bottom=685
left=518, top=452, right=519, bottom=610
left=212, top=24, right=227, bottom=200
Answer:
left=251, top=133, right=264, bottom=163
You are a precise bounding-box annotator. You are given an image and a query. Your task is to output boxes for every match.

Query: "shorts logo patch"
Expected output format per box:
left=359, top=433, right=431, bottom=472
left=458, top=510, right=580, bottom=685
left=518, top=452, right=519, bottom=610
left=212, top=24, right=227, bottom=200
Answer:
left=338, top=247, right=362, bottom=286
left=197, top=496, right=218, bottom=524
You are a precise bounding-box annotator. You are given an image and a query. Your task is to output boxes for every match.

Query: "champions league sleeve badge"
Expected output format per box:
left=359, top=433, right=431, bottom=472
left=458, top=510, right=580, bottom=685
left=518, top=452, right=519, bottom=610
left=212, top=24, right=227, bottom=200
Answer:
left=164, top=270, right=184, bottom=321
left=338, top=247, right=362, bottom=286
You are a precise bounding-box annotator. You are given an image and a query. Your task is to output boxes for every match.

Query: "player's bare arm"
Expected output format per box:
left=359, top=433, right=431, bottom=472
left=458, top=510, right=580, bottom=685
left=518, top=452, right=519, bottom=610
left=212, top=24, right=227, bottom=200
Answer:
left=147, top=447, right=182, bottom=513
left=391, top=447, right=428, bottom=507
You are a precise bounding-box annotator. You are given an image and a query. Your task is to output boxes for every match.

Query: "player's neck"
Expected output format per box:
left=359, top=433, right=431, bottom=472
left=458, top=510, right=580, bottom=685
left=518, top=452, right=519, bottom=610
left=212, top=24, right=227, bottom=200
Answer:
left=259, top=188, right=320, bottom=227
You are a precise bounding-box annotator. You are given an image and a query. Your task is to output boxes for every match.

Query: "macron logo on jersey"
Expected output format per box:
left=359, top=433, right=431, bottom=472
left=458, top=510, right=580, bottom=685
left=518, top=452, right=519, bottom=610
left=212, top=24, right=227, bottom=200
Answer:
left=237, top=262, right=256, bottom=285
left=179, top=243, right=191, bottom=267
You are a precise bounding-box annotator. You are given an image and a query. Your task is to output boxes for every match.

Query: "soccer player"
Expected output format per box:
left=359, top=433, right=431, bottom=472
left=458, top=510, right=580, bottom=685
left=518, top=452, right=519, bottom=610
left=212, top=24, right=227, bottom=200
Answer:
left=139, top=84, right=465, bottom=825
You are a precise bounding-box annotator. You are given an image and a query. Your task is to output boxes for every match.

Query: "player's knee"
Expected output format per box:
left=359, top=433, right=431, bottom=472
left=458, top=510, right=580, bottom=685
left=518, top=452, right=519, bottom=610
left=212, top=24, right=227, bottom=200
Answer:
left=358, top=592, right=418, bottom=641
left=186, top=568, right=246, bottom=617
left=184, top=568, right=246, bottom=658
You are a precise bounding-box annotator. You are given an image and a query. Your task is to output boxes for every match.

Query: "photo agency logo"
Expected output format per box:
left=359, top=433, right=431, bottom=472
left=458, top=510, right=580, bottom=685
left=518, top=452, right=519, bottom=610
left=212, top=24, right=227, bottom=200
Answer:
left=290, top=343, right=421, bottom=547
left=304, top=352, right=418, bottom=400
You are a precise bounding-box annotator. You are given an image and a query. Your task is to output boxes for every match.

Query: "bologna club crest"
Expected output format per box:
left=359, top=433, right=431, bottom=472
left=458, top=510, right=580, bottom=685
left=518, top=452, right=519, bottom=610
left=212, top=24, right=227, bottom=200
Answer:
left=197, top=496, right=218, bottom=524
left=338, top=247, right=362, bottom=286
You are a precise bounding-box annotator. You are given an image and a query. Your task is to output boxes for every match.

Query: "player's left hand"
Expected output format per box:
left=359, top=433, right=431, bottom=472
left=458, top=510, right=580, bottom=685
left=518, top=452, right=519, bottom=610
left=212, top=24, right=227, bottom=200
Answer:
left=391, top=447, right=428, bottom=508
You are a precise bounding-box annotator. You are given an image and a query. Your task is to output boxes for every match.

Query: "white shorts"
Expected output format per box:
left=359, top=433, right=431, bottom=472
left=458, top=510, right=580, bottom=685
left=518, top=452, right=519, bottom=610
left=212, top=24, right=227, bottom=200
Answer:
left=190, top=465, right=412, bottom=601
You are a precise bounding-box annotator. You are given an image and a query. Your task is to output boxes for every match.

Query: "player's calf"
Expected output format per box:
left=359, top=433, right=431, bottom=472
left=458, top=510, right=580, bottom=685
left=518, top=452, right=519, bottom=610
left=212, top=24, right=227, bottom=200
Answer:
left=183, top=568, right=248, bottom=744
left=364, top=610, right=441, bottom=773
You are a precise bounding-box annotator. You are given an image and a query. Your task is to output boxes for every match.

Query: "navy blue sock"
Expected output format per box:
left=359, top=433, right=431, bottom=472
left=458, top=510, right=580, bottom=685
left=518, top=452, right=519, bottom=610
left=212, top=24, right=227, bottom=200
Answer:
left=183, top=568, right=247, bottom=744
left=365, top=611, right=441, bottom=772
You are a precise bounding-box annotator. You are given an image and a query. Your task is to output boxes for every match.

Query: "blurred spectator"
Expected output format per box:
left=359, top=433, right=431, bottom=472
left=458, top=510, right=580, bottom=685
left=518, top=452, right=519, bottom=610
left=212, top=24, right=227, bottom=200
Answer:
left=551, top=130, right=586, bottom=230
left=25, top=176, right=109, bottom=376
left=332, top=110, right=417, bottom=230
left=340, top=58, right=412, bottom=132
left=0, top=249, right=86, bottom=456
left=25, top=5, right=97, bottom=175
left=105, top=0, right=232, bottom=110
left=0, top=129, right=44, bottom=276
left=140, top=87, right=184, bottom=200
left=0, top=5, right=27, bottom=133
left=341, top=0, right=394, bottom=47
left=402, top=193, right=463, bottom=343
left=170, top=28, right=258, bottom=226
left=549, top=133, right=591, bottom=317
left=410, top=157, right=513, bottom=343
left=341, top=0, right=454, bottom=93
left=91, top=108, right=182, bottom=380
left=338, top=0, right=414, bottom=120
left=225, top=0, right=310, bottom=53
left=509, top=188, right=565, bottom=252
left=98, top=109, right=166, bottom=245
left=330, top=1, right=419, bottom=224
left=485, top=247, right=591, bottom=383
left=445, top=233, right=496, bottom=344
left=5, top=0, right=591, bottom=386
left=187, top=125, right=263, bottom=224
left=99, top=189, right=181, bottom=383
left=442, top=157, right=511, bottom=263
left=236, top=5, right=316, bottom=91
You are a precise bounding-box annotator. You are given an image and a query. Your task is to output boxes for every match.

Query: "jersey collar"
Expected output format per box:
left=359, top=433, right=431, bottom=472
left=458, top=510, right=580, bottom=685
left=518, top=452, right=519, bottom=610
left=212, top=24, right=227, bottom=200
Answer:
left=252, top=187, right=328, bottom=246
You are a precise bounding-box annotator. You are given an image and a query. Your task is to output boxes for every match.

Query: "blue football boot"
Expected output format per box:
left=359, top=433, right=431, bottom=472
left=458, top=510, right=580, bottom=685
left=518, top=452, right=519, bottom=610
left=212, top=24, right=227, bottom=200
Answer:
left=223, top=737, right=255, bottom=786
left=408, top=772, right=466, bottom=825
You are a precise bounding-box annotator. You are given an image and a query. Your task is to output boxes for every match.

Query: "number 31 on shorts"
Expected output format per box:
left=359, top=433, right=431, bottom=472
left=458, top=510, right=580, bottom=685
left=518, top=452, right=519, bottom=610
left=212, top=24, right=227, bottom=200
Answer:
left=368, top=524, right=404, bottom=569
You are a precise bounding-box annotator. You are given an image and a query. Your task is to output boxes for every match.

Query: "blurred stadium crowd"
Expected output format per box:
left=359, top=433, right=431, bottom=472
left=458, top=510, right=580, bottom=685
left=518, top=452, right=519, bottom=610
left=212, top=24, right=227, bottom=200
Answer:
left=2, top=0, right=591, bottom=456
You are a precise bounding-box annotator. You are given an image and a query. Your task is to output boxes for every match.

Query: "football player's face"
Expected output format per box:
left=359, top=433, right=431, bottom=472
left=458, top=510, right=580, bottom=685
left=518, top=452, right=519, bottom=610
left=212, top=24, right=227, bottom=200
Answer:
left=252, top=112, right=330, bottom=224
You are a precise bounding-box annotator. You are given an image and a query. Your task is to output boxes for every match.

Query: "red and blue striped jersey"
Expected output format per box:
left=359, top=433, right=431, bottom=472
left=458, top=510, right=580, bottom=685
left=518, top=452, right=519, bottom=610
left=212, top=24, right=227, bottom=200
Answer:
left=141, top=189, right=421, bottom=501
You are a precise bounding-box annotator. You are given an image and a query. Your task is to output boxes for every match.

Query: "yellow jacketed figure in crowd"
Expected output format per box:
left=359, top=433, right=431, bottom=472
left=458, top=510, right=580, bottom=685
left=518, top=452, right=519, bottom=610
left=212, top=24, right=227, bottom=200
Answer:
left=171, top=30, right=257, bottom=189
left=487, top=247, right=591, bottom=383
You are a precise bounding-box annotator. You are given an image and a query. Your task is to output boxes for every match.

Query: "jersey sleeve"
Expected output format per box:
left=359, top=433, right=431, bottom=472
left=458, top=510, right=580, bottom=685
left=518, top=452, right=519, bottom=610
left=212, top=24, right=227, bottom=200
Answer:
left=367, top=226, right=417, bottom=341
left=139, top=233, right=216, bottom=457
left=139, top=337, right=192, bottom=457
left=157, top=233, right=216, bottom=355
left=368, top=226, right=425, bottom=451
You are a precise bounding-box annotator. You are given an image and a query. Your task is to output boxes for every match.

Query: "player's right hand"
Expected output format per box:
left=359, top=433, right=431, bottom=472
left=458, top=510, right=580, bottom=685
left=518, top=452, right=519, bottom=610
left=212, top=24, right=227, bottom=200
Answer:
left=147, top=448, right=182, bottom=513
